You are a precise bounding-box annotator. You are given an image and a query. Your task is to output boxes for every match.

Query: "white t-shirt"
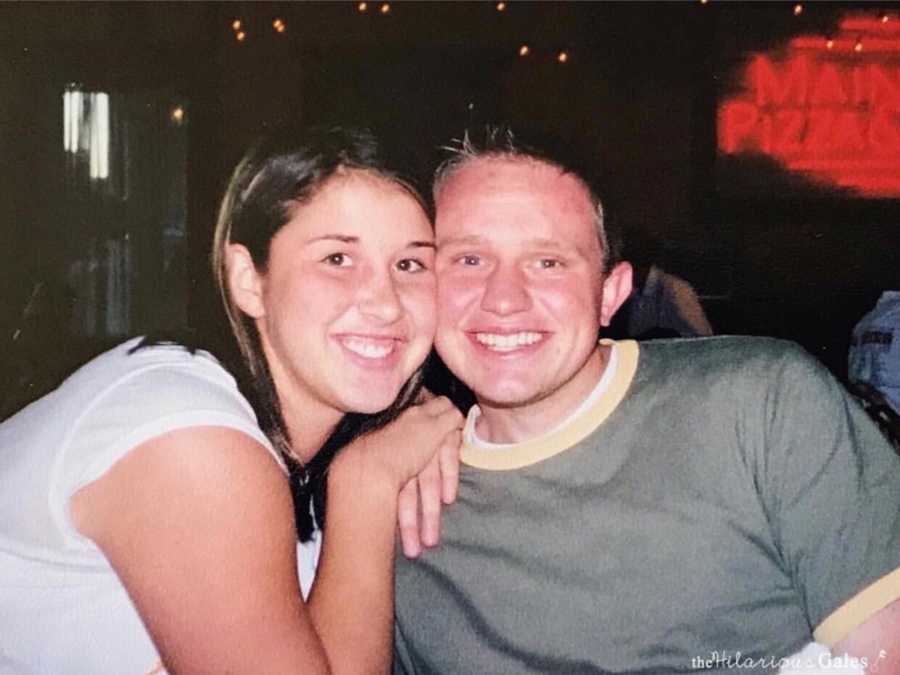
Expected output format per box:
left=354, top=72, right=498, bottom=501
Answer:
left=0, top=338, right=320, bottom=674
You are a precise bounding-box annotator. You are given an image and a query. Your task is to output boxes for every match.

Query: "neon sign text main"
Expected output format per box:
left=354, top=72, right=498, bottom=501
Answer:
left=718, top=15, right=900, bottom=197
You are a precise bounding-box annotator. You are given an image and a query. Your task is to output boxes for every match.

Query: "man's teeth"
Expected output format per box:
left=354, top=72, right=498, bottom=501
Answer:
left=340, top=337, right=395, bottom=359
left=474, top=332, right=543, bottom=351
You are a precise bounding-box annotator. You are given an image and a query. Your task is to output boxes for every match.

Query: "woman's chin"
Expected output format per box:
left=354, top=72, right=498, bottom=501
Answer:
left=338, top=386, right=404, bottom=416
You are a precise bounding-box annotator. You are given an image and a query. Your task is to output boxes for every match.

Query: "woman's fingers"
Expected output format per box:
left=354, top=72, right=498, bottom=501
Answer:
left=398, top=478, right=421, bottom=559
left=395, top=408, right=463, bottom=558
left=439, top=428, right=461, bottom=505
left=416, top=453, right=443, bottom=548
left=359, top=395, right=465, bottom=557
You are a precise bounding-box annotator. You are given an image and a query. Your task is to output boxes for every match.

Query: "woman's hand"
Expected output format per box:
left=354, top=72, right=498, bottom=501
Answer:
left=397, top=425, right=461, bottom=559
left=332, top=396, right=463, bottom=558
left=337, top=395, right=462, bottom=491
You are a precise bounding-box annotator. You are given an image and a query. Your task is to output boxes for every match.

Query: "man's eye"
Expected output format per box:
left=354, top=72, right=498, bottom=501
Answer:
left=322, top=253, right=352, bottom=267
left=396, top=258, right=426, bottom=273
left=458, top=255, right=481, bottom=266
left=538, top=258, right=562, bottom=269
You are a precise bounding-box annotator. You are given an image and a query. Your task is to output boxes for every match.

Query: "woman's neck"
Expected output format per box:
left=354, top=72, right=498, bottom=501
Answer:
left=280, top=392, right=342, bottom=465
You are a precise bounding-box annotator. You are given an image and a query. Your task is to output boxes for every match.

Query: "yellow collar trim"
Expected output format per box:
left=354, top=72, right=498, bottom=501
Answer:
left=460, top=340, right=639, bottom=471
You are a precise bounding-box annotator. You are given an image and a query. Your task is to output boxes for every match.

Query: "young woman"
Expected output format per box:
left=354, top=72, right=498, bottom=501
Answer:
left=0, top=126, right=463, bottom=674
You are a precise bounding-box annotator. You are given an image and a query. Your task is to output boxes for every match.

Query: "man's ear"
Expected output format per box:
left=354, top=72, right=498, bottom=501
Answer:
left=225, top=244, right=266, bottom=319
left=598, top=261, right=633, bottom=327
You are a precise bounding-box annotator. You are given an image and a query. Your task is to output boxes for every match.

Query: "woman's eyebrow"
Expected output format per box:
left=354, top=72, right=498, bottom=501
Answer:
left=407, top=241, right=436, bottom=250
left=307, top=234, right=359, bottom=244
left=307, top=235, right=434, bottom=250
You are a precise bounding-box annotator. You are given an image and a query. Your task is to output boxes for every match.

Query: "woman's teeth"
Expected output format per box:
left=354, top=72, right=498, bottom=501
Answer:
left=340, top=337, right=395, bottom=359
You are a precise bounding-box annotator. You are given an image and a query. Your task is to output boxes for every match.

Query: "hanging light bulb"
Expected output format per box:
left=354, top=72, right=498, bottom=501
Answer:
left=557, top=50, right=569, bottom=63
left=380, top=2, right=391, bottom=14
left=358, top=2, right=368, bottom=11
left=273, top=18, right=286, bottom=33
left=496, top=2, right=506, bottom=10
left=518, top=44, right=530, bottom=57
left=235, top=30, right=246, bottom=42
left=793, top=4, right=803, bottom=16
left=825, top=37, right=835, bottom=50
left=232, top=19, right=242, bottom=31
left=854, top=38, right=863, bottom=52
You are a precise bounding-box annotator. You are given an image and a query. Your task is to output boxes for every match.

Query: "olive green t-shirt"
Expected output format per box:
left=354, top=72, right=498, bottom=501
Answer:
left=394, top=337, right=900, bottom=674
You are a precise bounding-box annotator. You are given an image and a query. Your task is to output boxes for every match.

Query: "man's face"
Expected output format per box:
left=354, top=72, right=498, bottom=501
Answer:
left=434, top=157, right=630, bottom=412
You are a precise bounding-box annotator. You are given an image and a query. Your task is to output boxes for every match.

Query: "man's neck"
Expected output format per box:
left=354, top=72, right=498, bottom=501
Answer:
left=474, top=345, right=611, bottom=445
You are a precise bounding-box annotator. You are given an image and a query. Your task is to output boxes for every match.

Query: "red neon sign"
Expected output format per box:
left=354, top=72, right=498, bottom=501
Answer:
left=718, top=13, right=900, bottom=197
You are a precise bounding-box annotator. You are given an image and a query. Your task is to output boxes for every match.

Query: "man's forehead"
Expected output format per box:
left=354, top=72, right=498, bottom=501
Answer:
left=438, top=155, right=586, bottom=197
left=434, top=156, right=599, bottom=246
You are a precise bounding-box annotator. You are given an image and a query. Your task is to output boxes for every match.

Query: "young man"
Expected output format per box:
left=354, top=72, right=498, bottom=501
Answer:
left=394, top=128, right=900, bottom=674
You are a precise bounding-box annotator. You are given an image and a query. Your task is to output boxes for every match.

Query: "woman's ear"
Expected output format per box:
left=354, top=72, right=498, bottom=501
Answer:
left=225, top=244, right=266, bottom=319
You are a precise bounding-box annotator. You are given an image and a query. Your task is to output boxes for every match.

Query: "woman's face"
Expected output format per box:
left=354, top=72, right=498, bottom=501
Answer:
left=233, top=170, right=436, bottom=425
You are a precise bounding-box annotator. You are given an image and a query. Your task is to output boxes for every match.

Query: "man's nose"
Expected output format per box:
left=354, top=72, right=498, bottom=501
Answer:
left=358, top=268, right=403, bottom=323
left=480, top=264, right=531, bottom=316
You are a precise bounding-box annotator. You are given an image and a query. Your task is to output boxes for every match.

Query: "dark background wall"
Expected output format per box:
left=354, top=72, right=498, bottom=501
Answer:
left=1, top=2, right=898, bottom=414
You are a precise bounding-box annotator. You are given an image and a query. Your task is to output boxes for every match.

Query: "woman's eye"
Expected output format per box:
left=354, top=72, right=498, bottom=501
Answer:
left=396, top=258, right=426, bottom=273
left=322, top=253, right=352, bottom=267
left=458, top=254, right=481, bottom=266
left=538, top=258, right=562, bottom=269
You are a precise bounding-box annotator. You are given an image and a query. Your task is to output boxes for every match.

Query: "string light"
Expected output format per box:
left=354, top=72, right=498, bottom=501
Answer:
left=699, top=0, right=708, bottom=5
left=518, top=44, right=530, bottom=57
left=232, top=19, right=242, bottom=31
left=235, top=30, right=246, bottom=42
left=793, top=4, right=803, bottom=16
left=825, top=37, right=834, bottom=50
left=171, top=106, right=185, bottom=124
left=881, top=13, right=890, bottom=24
left=273, top=18, right=286, bottom=33
left=358, top=2, right=367, bottom=11
left=496, top=2, right=506, bottom=10
left=380, top=3, right=390, bottom=14
left=557, top=50, right=569, bottom=63
left=854, top=38, right=863, bottom=52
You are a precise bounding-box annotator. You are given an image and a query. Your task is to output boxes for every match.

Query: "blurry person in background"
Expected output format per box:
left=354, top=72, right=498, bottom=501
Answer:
left=850, top=290, right=900, bottom=415
left=849, top=290, right=900, bottom=451
left=609, top=226, right=713, bottom=340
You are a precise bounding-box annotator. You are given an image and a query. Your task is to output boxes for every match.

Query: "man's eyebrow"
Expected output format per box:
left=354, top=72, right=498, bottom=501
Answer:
left=528, top=237, right=571, bottom=251
left=436, top=234, right=485, bottom=248
left=408, top=241, right=436, bottom=250
left=437, top=235, right=580, bottom=253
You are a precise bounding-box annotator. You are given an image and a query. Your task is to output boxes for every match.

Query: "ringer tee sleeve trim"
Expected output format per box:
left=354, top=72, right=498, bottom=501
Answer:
left=813, top=566, right=900, bottom=646
left=460, top=340, right=639, bottom=471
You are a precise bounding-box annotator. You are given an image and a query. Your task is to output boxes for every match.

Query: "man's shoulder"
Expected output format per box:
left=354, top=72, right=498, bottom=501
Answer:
left=627, top=336, right=837, bottom=408
left=635, top=335, right=814, bottom=373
